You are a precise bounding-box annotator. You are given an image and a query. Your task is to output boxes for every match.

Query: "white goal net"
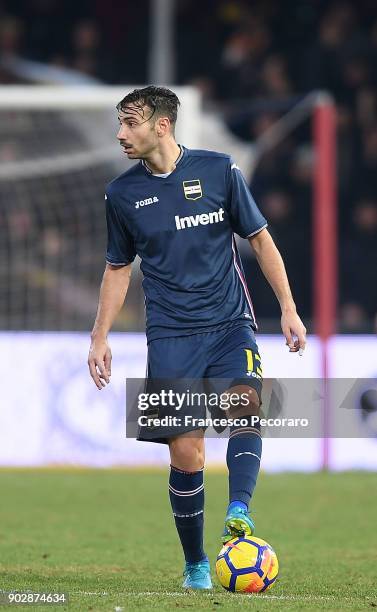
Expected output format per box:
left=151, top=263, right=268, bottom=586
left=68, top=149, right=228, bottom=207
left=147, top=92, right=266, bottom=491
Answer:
left=0, top=86, right=201, bottom=331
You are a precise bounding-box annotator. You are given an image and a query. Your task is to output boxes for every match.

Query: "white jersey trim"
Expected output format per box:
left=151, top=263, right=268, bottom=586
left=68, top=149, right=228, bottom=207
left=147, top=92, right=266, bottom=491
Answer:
left=246, top=223, right=268, bottom=238
left=106, top=260, right=127, bottom=266
left=231, top=235, right=257, bottom=326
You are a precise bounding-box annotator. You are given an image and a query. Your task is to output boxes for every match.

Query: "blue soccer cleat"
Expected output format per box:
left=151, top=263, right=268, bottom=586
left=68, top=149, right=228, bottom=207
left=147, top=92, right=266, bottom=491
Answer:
left=221, top=505, right=255, bottom=543
left=182, top=556, right=212, bottom=589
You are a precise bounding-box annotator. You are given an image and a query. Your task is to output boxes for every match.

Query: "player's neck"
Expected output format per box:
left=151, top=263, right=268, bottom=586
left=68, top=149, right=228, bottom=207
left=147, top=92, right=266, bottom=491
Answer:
left=143, top=140, right=181, bottom=175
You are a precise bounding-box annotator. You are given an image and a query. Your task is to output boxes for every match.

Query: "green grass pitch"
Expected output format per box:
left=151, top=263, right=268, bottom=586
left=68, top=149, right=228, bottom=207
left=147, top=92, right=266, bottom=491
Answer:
left=0, top=469, right=376, bottom=611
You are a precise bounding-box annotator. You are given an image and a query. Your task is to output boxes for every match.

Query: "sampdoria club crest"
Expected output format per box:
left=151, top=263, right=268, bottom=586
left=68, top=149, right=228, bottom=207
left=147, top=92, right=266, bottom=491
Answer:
left=183, top=179, right=203, bottom=200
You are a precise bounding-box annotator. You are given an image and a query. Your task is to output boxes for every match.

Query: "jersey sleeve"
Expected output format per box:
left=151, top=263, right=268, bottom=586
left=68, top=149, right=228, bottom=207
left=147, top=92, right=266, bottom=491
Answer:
left=105, top=192, right=136, bottom=266
left=225, top=159, right=268, bottom=238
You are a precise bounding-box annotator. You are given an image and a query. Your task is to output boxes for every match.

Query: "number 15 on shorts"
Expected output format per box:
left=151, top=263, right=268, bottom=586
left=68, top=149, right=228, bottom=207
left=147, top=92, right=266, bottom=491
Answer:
left=244, top=348, right=263, bottom=379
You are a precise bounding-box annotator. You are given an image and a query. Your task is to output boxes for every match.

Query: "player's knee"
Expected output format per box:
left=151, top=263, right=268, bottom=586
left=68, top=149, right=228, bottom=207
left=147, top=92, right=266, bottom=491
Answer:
left=228, top=385, right=261, bottom=419
left=169, top=434, right=205, bottom=471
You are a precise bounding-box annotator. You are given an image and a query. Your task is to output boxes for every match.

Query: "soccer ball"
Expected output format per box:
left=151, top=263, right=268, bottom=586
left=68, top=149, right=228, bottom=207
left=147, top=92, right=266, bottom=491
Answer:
left=215, top=536, right=279, bottom=593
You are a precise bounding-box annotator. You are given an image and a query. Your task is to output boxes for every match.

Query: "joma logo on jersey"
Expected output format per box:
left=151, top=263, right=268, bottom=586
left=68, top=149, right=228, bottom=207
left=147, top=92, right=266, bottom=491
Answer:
left=183, top=179, right=202, bottom=200
left=135, top=196, right=159, bottom=208
left=175, top=208, right=225, bottom=230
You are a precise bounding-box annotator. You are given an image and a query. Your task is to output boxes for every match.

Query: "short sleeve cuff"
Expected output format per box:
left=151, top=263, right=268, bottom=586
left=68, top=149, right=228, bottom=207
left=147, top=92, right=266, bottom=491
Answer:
left=246, top=223, right=268, bottom=238
left=106, top=259, right=133, bottom=266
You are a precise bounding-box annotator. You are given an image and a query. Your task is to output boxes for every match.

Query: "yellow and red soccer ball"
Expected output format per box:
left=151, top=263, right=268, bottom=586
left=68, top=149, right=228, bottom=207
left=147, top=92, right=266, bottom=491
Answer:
left=216, top=536, right=279, bottom=593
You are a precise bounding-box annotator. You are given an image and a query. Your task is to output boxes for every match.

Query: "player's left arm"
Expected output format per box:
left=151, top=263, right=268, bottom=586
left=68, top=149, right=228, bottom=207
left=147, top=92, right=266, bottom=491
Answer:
left=248, top=228, right=306, bottom=354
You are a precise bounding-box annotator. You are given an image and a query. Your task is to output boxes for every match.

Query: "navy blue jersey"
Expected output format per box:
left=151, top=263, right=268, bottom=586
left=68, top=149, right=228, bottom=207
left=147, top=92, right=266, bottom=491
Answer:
left=105, top=147, right=267, bottom=342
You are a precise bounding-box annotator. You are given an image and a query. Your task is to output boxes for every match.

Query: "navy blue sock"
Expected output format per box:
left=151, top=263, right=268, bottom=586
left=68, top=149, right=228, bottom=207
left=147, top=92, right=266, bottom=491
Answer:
left=168, top=465, right=206, bottom=563
left=226, top=419, right=262, bottom=508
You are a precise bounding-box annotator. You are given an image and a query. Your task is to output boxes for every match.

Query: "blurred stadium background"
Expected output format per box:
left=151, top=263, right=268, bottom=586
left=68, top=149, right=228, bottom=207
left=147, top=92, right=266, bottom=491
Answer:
left=0, top=0, right=376, bottom=471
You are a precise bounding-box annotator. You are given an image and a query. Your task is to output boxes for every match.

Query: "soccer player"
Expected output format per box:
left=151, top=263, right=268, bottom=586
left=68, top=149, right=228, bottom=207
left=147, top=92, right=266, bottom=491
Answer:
left=88, top=86, right=306, bottom=590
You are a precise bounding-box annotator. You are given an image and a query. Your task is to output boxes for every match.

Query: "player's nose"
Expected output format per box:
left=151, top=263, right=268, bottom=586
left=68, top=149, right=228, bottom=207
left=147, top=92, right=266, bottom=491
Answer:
left=117, top=125, right=127, bottom=140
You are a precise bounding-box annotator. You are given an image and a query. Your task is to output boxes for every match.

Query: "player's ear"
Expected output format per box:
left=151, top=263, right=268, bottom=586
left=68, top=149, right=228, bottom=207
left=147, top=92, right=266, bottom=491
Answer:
left=156, top=116, right=170, bottom=137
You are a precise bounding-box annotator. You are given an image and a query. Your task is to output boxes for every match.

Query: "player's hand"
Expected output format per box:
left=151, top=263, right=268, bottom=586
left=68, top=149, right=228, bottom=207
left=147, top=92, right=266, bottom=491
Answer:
left=88, top=337, right=112, bottom=389
left=281, top=310, right=306, bottom=356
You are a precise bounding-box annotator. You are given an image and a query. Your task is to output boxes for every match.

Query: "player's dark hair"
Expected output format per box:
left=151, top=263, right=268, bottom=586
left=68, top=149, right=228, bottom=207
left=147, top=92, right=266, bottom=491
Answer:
left=117, top=86, right=180, bottom=126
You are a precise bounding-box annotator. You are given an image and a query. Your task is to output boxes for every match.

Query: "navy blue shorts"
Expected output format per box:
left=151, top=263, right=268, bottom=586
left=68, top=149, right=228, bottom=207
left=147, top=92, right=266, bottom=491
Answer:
left=137, top=323, right=263, bottom=444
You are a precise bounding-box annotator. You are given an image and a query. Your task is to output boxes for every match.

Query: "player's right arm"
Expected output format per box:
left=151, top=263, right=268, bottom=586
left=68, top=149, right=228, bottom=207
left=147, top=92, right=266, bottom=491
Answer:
left=89, top=187, right=137, bottom=389
left=88, top=263, right=132, bottom=389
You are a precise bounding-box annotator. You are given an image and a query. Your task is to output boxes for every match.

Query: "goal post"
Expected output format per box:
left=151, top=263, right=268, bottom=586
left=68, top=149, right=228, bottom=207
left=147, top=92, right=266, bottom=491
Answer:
left=313, top=95, right=338, bottom=346
left=313, top=95, right=338, bottom=470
